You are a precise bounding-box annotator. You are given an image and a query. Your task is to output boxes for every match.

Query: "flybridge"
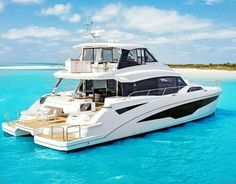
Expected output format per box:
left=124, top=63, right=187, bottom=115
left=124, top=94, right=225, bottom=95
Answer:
left=65, top=42, right=158, bottom=73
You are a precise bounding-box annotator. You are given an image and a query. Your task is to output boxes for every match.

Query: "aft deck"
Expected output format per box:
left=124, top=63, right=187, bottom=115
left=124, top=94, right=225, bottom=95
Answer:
left=4, top=115, right=93, bottom=142
left=15, top=116, right=67, bottom=129
left=37, top=131, right=78, bottom=142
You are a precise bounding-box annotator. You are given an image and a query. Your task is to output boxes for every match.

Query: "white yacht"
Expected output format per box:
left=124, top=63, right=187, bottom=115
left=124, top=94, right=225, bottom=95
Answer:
left=2, top=42, right=222, bottom=151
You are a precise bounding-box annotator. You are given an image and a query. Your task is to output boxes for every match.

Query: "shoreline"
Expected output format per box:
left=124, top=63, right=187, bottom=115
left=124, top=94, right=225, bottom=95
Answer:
left=173, top=68, right=236, bottom=79
left=0, top=65, right=236, bottom=79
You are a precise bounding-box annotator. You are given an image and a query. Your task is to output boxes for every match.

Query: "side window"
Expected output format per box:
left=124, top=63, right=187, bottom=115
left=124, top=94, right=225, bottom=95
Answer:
left=94, top=48, right=102, bottom=62
left=107, top=80, right=116, bottom=96
left=85, top=80, right=93, bottom=92
left=158, top=77, right=177, bottom=88
left=145, top=50, right=156, bottom=62
left=127, top=50, right=136, bottom=62
left=137, top=49, right=145, bottom=64
left=112, top=48, right=121, bottom=63
left=102, top=49, right=112, bottom=62
left=135, top=78, right=158, bottom=91
left=83, top=48, right=94, bottom=61
left=80, top=103, right=92, bottom=112
left=177, top=77, right=186, bottom=86
left=121, top=83, right=134, bottom=96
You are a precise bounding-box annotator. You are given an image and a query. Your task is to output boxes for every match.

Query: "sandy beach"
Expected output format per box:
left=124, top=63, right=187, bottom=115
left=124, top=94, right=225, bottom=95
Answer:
left=0, top=66, right=235, bottom=79
left=173, top=68, right=236, bottom=79
left=0, top=65, right=64, bottom=70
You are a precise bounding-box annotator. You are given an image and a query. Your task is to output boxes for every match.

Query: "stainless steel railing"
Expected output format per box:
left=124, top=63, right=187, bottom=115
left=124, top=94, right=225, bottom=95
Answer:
left=65, top=60, right=118, bottom=73
left=4, top=110, right=20, bottom=123
left=50, top=124, right=83, bottom=141
left=126, top=86, right=185, bottom=99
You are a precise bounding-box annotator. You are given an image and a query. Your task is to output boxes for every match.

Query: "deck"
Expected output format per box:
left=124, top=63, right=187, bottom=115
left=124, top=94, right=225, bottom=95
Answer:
left=15, top=116, right=67, bottom=129
left=5, top=116, right=89, bottom=142
left=37, top=131, right=78, bottom=142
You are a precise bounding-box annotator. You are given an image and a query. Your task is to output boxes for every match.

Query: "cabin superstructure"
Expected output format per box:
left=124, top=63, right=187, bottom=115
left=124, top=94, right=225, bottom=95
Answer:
left=56, top=42, right=184, bottom=104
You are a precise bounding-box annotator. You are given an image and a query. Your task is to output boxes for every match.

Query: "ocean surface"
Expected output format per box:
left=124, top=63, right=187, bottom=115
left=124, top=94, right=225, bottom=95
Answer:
left=0, top=70, right=236, bottom=184
left=0, top=62, right=63, bottom=66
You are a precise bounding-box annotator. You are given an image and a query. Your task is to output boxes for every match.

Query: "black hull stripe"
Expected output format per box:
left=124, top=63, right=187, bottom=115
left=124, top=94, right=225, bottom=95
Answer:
left=116, top=103, right=146, bottom=114
left=139, top=96, right=219, bottom=122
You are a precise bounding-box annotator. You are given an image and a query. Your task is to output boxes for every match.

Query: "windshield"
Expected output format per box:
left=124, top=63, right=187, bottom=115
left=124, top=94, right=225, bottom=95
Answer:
left=52, top=78, right=79, bottom=94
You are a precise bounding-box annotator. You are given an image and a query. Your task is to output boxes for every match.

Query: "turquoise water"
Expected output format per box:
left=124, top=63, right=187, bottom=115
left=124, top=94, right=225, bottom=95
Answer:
left=0, top=70, right=236, bottom=184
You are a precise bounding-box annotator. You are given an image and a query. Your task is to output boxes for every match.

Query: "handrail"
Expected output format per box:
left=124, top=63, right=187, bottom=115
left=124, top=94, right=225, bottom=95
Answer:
left=51, top=126, right=65, bottom=141
left=66, top=59, right=118, bottom=73
left=125, top=85, right=185, bottom=99
left=124, top=80, right=221, bottom=100
left=66, top=125, right=81, bottom=141
left=50, top=124, right=83, bottom=141
left=4, top=110, right=20, bottom=123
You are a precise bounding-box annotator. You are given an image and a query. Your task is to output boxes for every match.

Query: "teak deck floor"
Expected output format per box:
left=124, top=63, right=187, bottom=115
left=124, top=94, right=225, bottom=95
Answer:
left=14, top=116, right=67, bottom=129
left=38, top=132, right=78, bottom=142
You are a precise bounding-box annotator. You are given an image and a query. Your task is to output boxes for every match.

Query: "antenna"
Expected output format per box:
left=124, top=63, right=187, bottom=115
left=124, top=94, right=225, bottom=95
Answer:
left=83, top=20, right=104, bottom=42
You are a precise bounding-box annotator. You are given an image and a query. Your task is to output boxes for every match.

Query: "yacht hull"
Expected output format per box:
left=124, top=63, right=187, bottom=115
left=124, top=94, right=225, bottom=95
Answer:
left=2, top=123, right=30, bottom=136
left=34, top=91, right=220, bottom=151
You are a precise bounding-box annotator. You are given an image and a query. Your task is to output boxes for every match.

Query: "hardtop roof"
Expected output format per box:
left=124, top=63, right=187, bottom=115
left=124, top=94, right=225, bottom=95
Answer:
left=73, top=42, right=145, bottom=50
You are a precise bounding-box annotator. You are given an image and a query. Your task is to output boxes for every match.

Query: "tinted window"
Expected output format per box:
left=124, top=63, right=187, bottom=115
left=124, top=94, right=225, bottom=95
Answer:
left=83, top=48, right=119, bottom=63
left=145, top=50, right=156, bottom=62
left=113, top=49, right=121, bottom=63
left=137, top=49, right=145, bottom=64
left=80, top=103, right=92, bottom=112
left=121, top=83, right=134, bottom=96
left=158, top=77, right=177, bottom=88
left=127, top=50, right=137, bottom=62
left=135, top=78, right=158, bottom=91
left=94, top=48, right=102, bottom=62
left=83, top=48, right=94, bottom=61
left=120, top=77, right=186, bottom=96
left=93, top=80, right=106, bottom=89
left=177, top=77, right=186, bottom=86
left=85, top=80, right=93, bottom=92
left=107, top=80, right=116, bottom=92
left=102, top=49, right=112, bottom=62
left=187, top=86, right=203, bottom=92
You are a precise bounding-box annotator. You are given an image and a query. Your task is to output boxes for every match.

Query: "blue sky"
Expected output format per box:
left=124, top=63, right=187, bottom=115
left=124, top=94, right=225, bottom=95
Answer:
left=0, top=0, right=236, bottom=64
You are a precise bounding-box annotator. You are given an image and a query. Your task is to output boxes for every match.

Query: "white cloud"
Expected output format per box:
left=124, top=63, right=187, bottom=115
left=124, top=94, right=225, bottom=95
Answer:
left=1, top=26, right=70, bottom=40
left=185, top=0, right=223, bottom=5
left=68, top=14, right=81, bottom=23
left=122, top=6, right=211, bottom=34
left=0, top=0, right=4, bottom=12
left=92, top=4, right=211, bottom=34
left=102, top=30, right=139, bottom=42
left=204, top=0, right=222, bottom=5
left=41, top=3, right=70, bottom=16
left=183, top=29, right=236, bottom=41
left=12, top=0, right=42, bottom=4
left=89, top=3, right=236, bottom=47
left=147, top=29, right=236, bottom=45
left=40, top=3, right=81, bottom=24
left=92, top=4, right=121, bottom=22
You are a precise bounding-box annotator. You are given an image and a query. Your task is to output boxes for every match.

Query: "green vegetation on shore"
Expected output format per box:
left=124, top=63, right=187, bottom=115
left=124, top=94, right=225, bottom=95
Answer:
left=168, top=62, right=236, bottom=71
